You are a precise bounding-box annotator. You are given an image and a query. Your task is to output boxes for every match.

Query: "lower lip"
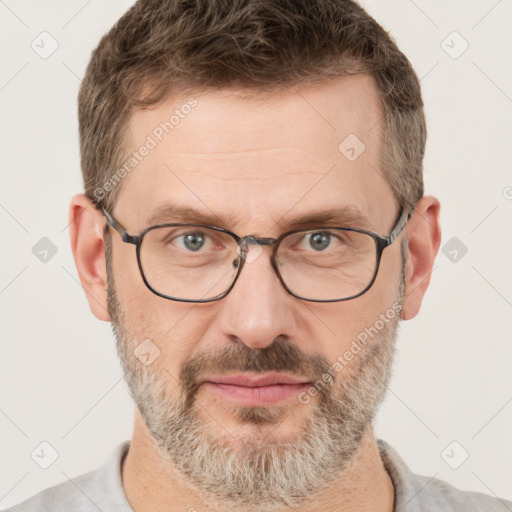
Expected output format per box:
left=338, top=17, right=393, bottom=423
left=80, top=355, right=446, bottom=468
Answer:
left=203, top=382, right=311, bottom=406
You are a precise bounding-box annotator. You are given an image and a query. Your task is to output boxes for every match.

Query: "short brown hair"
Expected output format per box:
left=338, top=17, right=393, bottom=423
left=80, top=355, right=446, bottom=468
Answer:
left=78, top=0, right=425, bottom=214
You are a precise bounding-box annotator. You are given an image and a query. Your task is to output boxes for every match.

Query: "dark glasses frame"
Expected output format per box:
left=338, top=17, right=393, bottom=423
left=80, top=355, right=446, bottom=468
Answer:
left=102, top=206, right=412, bottom=303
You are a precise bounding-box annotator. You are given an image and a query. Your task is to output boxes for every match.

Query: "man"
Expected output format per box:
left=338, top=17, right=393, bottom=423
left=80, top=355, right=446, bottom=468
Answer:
left=5, top=0, right=510, bottom=511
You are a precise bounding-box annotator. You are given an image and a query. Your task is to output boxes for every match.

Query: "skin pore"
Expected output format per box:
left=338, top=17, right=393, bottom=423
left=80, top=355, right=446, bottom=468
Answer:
left=69, top=74, right=441, bottom=512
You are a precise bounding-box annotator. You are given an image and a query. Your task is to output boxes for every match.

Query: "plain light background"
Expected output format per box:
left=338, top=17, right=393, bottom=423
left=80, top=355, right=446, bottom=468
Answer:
left=1, top=0, right=511, bottom=508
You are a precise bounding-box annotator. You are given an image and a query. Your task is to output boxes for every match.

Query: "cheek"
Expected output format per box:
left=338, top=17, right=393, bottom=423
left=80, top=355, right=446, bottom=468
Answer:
left=112, top=273, right=214, bottom=381
left=309, top=248, right=401, bottom=363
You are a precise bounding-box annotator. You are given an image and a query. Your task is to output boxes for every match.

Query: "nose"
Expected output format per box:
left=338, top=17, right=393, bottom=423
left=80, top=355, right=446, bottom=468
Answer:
left=214, top=244, right=299, bottom=350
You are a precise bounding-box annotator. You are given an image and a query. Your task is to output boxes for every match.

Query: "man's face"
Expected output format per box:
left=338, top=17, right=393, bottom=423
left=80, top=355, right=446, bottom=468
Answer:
left=107, top=75, right=405, bottom=508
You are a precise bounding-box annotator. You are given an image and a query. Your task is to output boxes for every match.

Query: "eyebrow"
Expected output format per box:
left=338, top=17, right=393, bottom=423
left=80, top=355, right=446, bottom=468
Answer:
left=144, top=204, right=372, bottom=232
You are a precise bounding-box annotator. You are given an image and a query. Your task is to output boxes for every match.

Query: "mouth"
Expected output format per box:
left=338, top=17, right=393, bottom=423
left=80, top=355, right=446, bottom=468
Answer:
left=201, top=373, right=312, bottom=406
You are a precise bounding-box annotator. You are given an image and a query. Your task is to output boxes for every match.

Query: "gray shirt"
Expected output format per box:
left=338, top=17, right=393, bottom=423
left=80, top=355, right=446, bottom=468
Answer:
left=3, top=439, right=511, bottom=511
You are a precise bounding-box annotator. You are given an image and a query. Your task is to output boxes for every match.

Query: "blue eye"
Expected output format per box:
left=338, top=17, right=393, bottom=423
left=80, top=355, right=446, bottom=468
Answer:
left=181, top=232, right=206, bottom=251
left=165, top=230, right=214, bottom=252
left=308, top=232, right=331, bottom=251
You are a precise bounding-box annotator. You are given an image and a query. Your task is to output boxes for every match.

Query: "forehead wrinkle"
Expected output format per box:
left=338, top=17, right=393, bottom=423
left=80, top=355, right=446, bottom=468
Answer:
left=166, top=169, right=329, bottom=182
left=168, top=146, right=306, bottom=157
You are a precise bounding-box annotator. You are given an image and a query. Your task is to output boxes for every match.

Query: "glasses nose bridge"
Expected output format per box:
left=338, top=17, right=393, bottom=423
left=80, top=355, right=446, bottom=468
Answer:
left=238, top=235, right=279, bottom=256
left=236, top=234, right=280, bottom=267
left=241, top=235, right=278, bottom=247
left=234, top=235, right=282, bottom=295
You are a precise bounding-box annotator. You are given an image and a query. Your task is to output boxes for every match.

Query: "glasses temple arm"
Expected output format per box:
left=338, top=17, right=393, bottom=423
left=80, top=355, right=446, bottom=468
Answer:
left=102, top=208, right=133, bottom=243
left=386, top=206, right=414, bottom=244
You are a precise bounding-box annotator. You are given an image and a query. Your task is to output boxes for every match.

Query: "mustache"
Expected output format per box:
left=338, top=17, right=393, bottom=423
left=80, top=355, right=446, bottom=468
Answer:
left=178, top=337, right=333, bottom=408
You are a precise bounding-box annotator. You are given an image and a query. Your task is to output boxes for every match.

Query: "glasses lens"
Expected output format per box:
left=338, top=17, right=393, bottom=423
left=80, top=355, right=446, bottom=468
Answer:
left=139, top=225, right=240, bottom=301
left=276, top=228, right=378, bottom=301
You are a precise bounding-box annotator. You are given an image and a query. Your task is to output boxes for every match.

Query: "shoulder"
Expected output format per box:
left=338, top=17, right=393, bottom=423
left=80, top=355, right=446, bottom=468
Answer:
left=2, top=470, right=101, bottom=512
left=377, top=439, right=512, bottom=512
left=2, top=441, right=132, bottom=512
left=412, top=472, right=512, bottom=511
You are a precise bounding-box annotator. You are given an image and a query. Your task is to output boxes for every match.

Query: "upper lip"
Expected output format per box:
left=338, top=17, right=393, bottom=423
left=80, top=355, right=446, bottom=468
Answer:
left=203, top=373, right=310, bottom=387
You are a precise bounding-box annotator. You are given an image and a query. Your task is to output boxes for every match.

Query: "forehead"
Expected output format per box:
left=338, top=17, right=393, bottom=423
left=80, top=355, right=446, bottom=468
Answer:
left=116, top=74, right=395, bottom=232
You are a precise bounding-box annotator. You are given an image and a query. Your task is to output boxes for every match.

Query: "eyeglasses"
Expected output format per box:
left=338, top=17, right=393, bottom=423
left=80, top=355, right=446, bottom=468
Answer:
left=102, top=206, right=412, bottom=303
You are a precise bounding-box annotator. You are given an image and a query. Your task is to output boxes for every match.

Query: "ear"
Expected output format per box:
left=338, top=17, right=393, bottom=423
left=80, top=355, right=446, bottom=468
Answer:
left=401, top=195, right=441, bottom=321
left=68, top=194, right=110, bottom=322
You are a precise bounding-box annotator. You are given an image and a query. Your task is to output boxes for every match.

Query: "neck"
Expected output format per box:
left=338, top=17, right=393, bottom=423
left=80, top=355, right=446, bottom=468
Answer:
left=122, top=412, right=395, bottom=512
